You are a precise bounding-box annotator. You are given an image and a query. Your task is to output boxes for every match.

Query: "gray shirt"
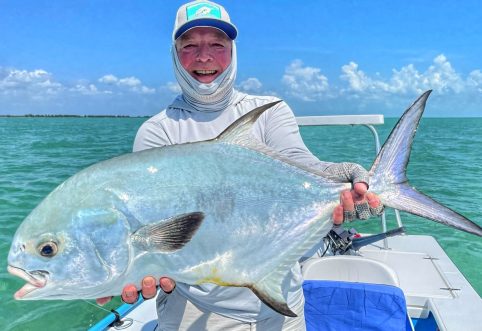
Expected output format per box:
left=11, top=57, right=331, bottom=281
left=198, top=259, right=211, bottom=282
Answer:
left=134, top=92, right=322, bottom=167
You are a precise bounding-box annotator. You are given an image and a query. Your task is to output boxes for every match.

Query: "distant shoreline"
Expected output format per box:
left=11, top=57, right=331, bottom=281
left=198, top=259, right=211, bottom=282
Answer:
left=0, top=115, right=149, bottom=118
left=1, top=115, right=481, bottom=119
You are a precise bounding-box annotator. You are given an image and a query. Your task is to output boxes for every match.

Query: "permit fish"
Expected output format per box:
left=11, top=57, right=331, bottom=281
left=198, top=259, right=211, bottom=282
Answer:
left=7, top=91, right=482, bottom=317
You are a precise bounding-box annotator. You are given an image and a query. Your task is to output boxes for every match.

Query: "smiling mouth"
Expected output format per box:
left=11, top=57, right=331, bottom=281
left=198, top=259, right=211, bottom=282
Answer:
left=194, top=70, right=217, bottom=76
left=7, top=265, right=49, bottom=299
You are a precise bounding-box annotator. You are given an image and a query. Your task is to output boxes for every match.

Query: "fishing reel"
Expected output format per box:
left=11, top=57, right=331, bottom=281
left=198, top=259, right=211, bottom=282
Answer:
left=323, top=225, right=359, bottom=255
left=322, top=225, right=405, bottom=256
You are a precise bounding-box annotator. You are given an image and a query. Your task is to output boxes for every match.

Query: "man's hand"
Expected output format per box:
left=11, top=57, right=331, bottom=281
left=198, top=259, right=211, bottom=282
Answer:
left=95, top=276, right=176, bottom=305
left=332, top=182, right=383, bottom=225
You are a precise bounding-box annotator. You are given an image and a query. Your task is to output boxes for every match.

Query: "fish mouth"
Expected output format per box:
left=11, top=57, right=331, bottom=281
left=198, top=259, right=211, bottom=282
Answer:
left=7, top=265, right=49, bottom=299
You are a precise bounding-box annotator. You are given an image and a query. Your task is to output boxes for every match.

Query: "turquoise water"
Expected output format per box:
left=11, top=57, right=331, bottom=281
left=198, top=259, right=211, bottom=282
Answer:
left=1, top=117, right=481, bottom=330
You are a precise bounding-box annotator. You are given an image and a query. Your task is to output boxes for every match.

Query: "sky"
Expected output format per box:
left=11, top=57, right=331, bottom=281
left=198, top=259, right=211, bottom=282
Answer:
left=1, top=0, right=482, bottom=117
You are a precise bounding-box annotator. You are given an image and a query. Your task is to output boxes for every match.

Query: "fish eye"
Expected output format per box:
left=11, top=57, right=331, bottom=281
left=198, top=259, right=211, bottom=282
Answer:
left=38, top=241, right=58, bottom=258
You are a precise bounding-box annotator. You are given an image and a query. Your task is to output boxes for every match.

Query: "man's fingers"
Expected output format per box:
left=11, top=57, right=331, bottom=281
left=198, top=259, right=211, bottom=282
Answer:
left=366, top=192, right=380, bottom=207
left=339, top=188, right=382, bottom=222
left=159, top=277, right=176, bottom=294
left=121, top=284, right=139, bottom=304
left=332, top=205, right=344, bottom=225
left=340, top=190, right=356, bottom=222
left=120, top=276, right=172, bottom=303
left=341, top=190, right=355, bottom=210
left=96, top=296, right=113, bottom=306
left=353, top=182, right=368, bottom=199
left=141, top=276, right=157, bottom=299
left=366, top=192, right=384, bottom=216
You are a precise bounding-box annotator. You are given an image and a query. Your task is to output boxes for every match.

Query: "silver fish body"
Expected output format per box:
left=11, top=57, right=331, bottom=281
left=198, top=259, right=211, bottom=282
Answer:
left=9, top=140, right=339, bottom=295
left=7, top=93, right=482, bottom=317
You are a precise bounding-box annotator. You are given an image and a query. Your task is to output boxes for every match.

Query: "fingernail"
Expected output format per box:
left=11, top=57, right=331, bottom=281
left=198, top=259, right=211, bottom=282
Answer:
left=143, top=277, right=155, bottom=287
left=122, top=291, right=138, bottom=303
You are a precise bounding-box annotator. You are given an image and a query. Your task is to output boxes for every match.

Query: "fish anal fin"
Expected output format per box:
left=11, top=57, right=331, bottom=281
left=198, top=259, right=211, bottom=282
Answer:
left=131, top=212, right=204, bottom=252
left=191, top=276, right=296, bottom=317
left=248, top=284, right=297, bottom=317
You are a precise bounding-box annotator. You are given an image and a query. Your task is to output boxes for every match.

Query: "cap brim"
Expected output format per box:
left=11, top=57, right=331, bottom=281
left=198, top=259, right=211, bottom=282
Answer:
left=174, top=18, right=237, bottom=40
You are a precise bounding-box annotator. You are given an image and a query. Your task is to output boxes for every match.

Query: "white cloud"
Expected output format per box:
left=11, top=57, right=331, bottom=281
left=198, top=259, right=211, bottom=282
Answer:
left=98, top=74, right=155, bottom=94
left=2, top=68, right=49, bottom=84
left=340, top=54, right=472, bottom=96
left=165, top=81, right=182, bottom=94
left=98, top=74, right=118, bottom=85
left=69, top=83, right=104, bottom=95
left=238, top=77, right=262, bottom=93
left=0, top=68, right=64, bottom=99
left=139, top=86, right=156, bottom=94
left=156, top=81, right=182, bottom=96
left=466, top=70, right=482, bottom=93
left=118, top=76, right=141, bottom=87
left=341, top=62, right=390, bottom=93
left=389, top=64, right=423, bottom=94
left=0, top=69, right=157, bottom=98
left=3, top=55, right=482, bottom=116
left=282, top=60, right=329, bottom=101
left=419, top=54, right=463, bottom=93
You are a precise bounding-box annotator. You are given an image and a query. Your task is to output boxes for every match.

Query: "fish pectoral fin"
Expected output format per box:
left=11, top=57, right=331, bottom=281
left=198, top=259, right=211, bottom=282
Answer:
left=131, top=212, right=204, bottom=252
left=248, top=281, right=297, bottom=317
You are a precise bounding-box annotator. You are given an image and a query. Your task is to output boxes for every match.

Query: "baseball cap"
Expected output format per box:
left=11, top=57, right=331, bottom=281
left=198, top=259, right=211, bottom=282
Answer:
left=173, top=0, right=237, bottom=40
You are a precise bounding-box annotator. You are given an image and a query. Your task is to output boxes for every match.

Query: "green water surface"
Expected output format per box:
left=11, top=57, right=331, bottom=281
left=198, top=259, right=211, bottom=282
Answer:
left=0, top=117, right=481, bottom=330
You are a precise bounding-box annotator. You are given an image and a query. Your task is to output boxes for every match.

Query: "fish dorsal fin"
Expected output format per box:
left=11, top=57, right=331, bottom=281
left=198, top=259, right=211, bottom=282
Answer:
left=215, top=100, right=344, bottom=183
left=131, top=212, right=204, bottom=252
left=216, top=100, right=283, bottom=144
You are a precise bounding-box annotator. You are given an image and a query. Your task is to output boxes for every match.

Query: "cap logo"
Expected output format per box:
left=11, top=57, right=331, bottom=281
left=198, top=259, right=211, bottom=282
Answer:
left=186, top=2, right=222, bottom=21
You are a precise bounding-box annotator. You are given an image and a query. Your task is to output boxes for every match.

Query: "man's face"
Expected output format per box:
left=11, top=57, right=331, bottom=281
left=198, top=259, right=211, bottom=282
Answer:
left=176, top=27, right=232, bottom=84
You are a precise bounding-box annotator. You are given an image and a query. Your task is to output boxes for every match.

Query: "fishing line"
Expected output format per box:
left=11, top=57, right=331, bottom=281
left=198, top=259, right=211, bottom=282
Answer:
left=82, top=299, right=147, bottom=329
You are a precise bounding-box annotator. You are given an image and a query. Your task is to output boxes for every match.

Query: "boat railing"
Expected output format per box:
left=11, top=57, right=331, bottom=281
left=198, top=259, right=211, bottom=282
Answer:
left=296, top=114, right=403, bottom=249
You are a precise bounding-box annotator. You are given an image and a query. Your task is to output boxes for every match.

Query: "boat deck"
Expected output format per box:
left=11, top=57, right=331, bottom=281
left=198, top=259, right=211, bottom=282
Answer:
left=94, top=234, right=482, bottom=331
left=359, top=235, right=482, bottom=331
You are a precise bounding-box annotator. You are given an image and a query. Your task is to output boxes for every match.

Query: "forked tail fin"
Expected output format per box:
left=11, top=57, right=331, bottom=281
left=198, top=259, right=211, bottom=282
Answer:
left=369, top=91, right=482, bottom=236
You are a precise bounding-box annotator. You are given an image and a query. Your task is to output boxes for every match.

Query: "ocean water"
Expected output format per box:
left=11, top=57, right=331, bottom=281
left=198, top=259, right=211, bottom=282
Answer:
left=1, top=116, right=481, bottom=330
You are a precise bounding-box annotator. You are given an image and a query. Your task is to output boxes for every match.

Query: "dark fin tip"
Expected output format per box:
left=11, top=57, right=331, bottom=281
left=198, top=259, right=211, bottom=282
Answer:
left=157, top=211, right=204, bottom=252
left=132, top=211, right=205, bottom=252
left=249, top=285, right=297, bottom=317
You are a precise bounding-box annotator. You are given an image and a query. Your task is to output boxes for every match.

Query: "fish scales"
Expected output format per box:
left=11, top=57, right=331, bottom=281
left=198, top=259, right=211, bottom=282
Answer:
left=95, top=142, right=338, bottom=285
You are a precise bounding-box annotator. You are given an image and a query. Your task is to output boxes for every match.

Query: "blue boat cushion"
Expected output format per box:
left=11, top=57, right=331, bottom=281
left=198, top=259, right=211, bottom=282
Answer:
left=303, top=280, right=410, bottom=331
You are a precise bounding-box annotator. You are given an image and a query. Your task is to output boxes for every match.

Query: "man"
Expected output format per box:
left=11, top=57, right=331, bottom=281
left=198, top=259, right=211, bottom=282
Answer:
left=98, top=1, right=383, bottom=329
